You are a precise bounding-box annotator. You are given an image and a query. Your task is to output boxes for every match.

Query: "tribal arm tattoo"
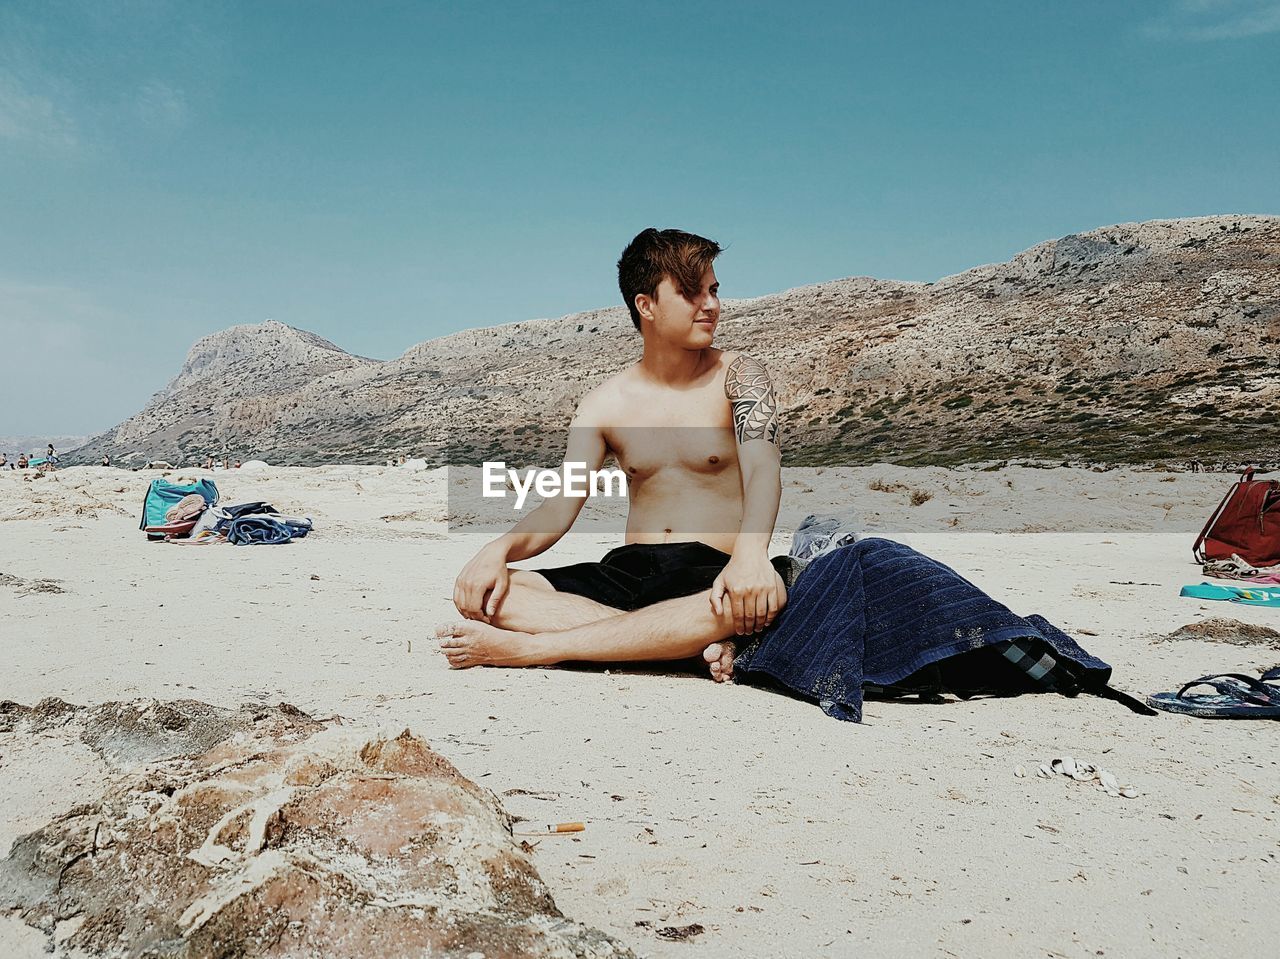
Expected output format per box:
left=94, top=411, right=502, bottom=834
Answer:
left=725, top=354, right=780, bottom=446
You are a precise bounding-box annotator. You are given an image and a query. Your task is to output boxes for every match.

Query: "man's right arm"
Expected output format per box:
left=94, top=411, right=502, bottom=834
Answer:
left=481, top=417, right=608, bottom=563
left=452, top=410, right=608, bottom=621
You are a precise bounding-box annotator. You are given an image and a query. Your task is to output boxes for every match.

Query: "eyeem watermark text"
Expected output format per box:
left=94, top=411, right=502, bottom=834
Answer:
left=482, top=461, right=628, bottom=510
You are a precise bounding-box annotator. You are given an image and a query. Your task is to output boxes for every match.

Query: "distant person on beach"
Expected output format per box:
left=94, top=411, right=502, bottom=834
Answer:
left=101, top=455, right=111, bottom=467
left=440, top=228, right=783, bottom=681
left=18, top=454, right=29, bottom=469
left=0, top=453, right=6, bottom=469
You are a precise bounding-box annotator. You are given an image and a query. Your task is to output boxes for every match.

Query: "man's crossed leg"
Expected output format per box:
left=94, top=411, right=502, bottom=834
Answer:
left=436, top=570, right=740, bottom=682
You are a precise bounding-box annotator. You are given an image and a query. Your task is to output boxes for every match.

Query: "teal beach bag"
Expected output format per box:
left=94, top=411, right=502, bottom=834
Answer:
left=139, top=478, right=219, bottom=539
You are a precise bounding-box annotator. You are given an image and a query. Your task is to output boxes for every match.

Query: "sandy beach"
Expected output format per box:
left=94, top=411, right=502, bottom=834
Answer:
left=2, top=464, right=1277, bottom=957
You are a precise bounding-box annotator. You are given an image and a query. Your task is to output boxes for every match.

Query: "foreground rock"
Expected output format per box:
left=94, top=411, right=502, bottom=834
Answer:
left=0, top=700, right=632, bottom=958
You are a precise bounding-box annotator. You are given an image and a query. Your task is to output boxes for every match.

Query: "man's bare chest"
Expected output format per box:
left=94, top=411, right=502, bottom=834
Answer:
left=604, top=418, right=738, bottom=481
left=597, top=376, right=738, bottom=480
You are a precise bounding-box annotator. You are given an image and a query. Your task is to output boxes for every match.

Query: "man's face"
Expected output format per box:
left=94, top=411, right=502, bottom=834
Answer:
left=647, top=267, right=720, bottom=348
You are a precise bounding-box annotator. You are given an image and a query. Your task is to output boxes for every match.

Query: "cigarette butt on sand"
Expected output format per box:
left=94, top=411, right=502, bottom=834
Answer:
left=517, top=822, right=585, bottom=835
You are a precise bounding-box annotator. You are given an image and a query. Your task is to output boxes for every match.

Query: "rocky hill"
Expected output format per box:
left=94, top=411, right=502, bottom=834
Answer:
left=86, top=321, right=383, bottom=464
left=69, top=215, right=1279, bottom=468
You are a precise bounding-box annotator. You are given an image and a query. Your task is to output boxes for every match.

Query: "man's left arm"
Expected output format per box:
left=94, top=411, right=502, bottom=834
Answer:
left=711, top=354, right=784, bottom=636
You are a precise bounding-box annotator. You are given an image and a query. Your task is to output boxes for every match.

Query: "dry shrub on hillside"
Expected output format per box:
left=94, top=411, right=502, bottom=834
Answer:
left=869, top=478, right=909, bottom=494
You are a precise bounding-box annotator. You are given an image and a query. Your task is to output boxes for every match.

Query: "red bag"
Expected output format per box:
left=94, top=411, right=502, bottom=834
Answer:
left=1193, top=468, right=1280, bottom=567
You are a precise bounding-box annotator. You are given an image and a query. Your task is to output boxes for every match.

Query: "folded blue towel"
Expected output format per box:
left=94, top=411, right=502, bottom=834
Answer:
left=733, top=537, right=1112, bottom=721
left=225, top=515, right=313, bottom=546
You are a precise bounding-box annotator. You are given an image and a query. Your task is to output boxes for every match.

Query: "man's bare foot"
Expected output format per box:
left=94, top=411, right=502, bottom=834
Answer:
left=435, top=621, right=543, bottom=668
left=702, top=640, right=737, bottom=683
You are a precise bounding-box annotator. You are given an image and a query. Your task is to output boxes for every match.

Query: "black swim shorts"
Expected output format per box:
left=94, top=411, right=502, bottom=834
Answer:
left=533, top=541, right=791, bottom=612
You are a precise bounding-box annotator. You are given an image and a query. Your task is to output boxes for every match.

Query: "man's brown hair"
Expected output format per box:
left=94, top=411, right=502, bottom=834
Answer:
left=617, top=228, right=722, bottom=330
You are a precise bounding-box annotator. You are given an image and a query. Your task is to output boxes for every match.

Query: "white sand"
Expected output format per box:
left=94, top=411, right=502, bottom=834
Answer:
left=1, top=465, right=1277, bottom=957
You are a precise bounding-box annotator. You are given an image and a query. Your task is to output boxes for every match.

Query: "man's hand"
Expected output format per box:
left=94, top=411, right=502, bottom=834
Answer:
left=710, top=552, right=785, bottom=635
left=453, top=544, right=510, bottom=622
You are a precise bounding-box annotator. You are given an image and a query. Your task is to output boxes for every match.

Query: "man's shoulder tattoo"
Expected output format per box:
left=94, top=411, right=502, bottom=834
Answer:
left=724, top=354, right=780, bottom=446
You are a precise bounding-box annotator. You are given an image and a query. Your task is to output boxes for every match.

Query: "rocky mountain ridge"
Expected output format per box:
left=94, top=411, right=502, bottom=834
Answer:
left=69, top=215, right=1280, bottom=467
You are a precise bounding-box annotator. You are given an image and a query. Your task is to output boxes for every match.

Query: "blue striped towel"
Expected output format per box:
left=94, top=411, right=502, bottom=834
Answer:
left=734, top=537, right=1112, bottom=722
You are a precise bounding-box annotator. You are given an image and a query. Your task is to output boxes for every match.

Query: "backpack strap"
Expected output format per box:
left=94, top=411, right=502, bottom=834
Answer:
left=1090, top=683, right=1159, bottom=716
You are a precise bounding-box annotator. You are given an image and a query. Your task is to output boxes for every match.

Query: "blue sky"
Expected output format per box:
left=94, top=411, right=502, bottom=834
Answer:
left=2, top=0, right=1278, bottom=437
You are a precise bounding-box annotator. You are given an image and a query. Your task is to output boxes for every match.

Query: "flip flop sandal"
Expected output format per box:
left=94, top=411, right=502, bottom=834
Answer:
left=1199, top=672, right=1280, bottom=706
left=165, top=493, right=209, bottom=523
left=145, top=519, right=199, bottom=536
left=1147, top=673, right=1280, bottom=718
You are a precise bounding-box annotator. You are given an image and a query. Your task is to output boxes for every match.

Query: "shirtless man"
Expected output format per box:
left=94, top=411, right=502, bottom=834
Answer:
left=437, top=228, right=786, bottom=682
